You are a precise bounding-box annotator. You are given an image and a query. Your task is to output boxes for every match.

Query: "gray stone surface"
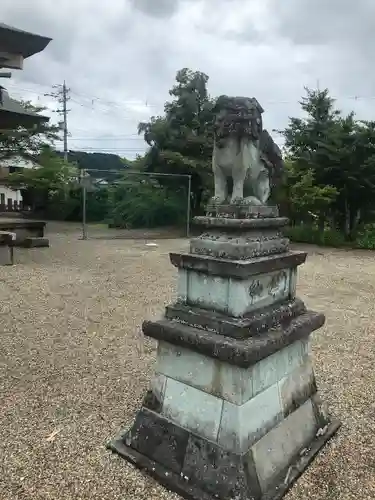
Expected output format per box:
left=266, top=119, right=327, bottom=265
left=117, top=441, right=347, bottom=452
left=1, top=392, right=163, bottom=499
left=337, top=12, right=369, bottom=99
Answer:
left=155, top=339, right=309, bottom=405
left=252, top=399, right=318, bottom=493
left=279, top=358, right=317, bottom=417
left=142, top=311, right=325, bottom=368
left=143, top=373, right=167, bottom=413
left=289, top=267, right=298, bottom=298
left=124, top=408, right=189, bottom=475
left=0, top=218, right=46, bottom=244
left=218, top=383, right=283, bottom=452
left=0, top=244, right=12, bottom=265
left=228, top=268, right=291, bottom=316
left=251, top=339, right=309, bottom=397
left=162, top=378, right=223, bottom=442
left=166, top=297, right=307, bottom=339
left=110, top=406, right=340, bottom=500
left=206, top=203, right=279, bottom=219
left=181, top=434, right=261, bottom=499
left=193, top=215, right=288, bottom=231
left=186, top=272, right=229, bottom=313
left=182, top=267, right=292, bottom=317
left=170, top=250, right=307, bottom=280
left=190, top=233, right=289, bottom=260
left=176, top=268, right=188, bottom=302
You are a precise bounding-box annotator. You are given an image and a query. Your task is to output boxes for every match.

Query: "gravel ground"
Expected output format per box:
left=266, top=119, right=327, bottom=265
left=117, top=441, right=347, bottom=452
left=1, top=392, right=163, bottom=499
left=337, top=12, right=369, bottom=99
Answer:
left=0, top=223, right=374, bottom=500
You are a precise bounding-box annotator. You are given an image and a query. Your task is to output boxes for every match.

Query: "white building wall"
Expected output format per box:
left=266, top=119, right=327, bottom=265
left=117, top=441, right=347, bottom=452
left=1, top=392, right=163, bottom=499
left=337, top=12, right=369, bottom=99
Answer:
left=0, top=185, right=22, bottom=205
left=1, top=157, right=35, bottom=169
left=0, top=157, right=35, bottom=208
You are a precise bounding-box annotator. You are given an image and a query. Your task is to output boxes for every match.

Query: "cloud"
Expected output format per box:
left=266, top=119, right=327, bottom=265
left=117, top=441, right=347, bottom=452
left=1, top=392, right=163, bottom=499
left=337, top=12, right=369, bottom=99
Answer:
left=128, top=0, right=181, bottom=18
left=1, top=0, right=375, bottom=158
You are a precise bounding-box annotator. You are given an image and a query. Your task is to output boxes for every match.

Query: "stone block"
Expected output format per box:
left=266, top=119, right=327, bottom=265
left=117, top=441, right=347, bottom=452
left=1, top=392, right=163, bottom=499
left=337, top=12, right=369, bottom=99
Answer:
left=125, top=408, right=189, bottom=474
left=185, top=267, right=293, bottom=317
left=205, top=203, right=279, bottom=219
left=20, top=237, right=49, bottom=248
left=0, top=244, right=13, bottom=265
left=170, top=250, right=307, bottom=280
left=110, top=404, right=340, bottom=500
left=143, top=311, right=325, bottom=369
left=260, top=237, right=289, bottom=255
left=190, top=235, right=262, bottom=260
left=181, top=434, right=261, bottom=499
left=193, top=215, right=288, bottom=231
left=252, top=399, right=318, bottom=493
left=228, top=269, right=291, bottom=317
left=189, top=224, right=290, bottom=261
left=162, top=378, right=223, bottom=442
left=218, top=383, right=283, bottom=453
left=177, top=269, right=188, bottom=303
left=156, top=341, right=234, bottom=401
left=289, top=267, right=298, bottom=298
left=155, top=339, right=309, bottom=406
left=251, top=339, right=309, bottom=398
left=165, top=298, right=307, bottom=339
left=187, top=272, right=229, bottom=312
left=143, top=373, right=167, bottom=413
left=279, top=357, right=317, bottom=417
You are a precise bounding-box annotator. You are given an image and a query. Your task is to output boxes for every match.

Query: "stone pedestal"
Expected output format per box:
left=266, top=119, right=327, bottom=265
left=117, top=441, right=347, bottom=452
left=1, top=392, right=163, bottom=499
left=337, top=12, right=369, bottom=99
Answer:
left=109, top=205, right=340, bottom=500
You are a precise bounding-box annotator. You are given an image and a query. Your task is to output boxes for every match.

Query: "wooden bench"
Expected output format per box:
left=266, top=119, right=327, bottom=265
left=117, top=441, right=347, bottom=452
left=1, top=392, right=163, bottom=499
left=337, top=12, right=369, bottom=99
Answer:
left=0, top=231, right=16, bottom=265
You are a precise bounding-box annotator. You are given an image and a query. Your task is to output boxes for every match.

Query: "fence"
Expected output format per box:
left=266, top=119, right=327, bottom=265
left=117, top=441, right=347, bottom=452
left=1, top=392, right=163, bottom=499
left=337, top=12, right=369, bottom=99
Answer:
left=0, top=200, right=31, bottom=213
left=79, top=169, right=192, bottom=241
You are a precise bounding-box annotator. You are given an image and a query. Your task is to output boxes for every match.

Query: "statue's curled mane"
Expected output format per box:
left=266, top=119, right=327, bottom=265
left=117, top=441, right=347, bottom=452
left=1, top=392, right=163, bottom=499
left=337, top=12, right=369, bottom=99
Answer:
left=213, top=95, right=264, bottom=148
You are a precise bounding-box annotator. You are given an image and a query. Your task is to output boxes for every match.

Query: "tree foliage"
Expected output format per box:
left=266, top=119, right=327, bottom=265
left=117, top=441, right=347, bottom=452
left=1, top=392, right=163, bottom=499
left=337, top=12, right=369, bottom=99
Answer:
left=138, top=68, right=215, bottom=214
left=6, top=148, right=79, bottom=213
left=62, top=151, right=130, bottom=180
left=280, top=88, right=375, bottom=237
left=5, top=73, right=375, bottom=247
left=108, top=179, right=186, bottom=229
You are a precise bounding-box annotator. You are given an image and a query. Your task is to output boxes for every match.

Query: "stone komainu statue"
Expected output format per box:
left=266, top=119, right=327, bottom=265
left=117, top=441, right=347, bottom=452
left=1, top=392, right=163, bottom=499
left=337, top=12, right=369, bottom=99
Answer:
left=212, top=95, right=284, bottom=205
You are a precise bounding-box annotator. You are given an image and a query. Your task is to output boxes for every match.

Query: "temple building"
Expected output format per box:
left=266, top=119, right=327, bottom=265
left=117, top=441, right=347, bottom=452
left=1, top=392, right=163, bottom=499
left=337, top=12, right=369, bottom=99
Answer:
left=0, top=22, right=51, bottom=210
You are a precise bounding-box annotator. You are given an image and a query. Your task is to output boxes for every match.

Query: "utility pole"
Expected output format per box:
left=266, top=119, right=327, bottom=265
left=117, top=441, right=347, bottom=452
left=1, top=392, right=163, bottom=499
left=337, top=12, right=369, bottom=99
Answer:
left=62, top=81, right=69, bottom=161
left=45, top=81, right=70, bottom=161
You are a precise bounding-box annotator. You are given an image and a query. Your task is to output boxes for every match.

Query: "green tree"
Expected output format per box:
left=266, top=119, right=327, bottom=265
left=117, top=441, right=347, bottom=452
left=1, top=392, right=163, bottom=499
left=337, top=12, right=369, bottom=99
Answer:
left=280, top=88, right=375, bottom=237
left=138, top=68, right=215, bottom=214
left=282, top=159, right=338, bottom=225
left=6, top=147, right=79, bottom=213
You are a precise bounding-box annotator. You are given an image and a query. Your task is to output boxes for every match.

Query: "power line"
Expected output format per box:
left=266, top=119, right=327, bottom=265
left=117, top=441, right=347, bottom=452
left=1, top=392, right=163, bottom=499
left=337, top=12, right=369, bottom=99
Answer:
left=9, top=80, right=375, bottom=106
left=67, top=137, right=145, bottom=141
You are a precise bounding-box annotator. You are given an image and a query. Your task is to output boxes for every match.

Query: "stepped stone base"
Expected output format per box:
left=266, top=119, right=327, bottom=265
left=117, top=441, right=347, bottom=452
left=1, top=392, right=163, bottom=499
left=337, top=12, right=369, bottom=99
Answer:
left=109, top=404, right=340, bottom=500
left=109, top=205, right=340, bottom=499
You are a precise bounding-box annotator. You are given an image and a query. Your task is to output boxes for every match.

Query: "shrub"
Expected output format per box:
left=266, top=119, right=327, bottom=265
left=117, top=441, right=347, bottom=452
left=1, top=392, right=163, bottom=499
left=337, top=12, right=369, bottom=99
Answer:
left=286, top=225, right=347, bottom=247
left=107, top=181, right=186, bottom=229
left=355, top=223, right=375, bottom=249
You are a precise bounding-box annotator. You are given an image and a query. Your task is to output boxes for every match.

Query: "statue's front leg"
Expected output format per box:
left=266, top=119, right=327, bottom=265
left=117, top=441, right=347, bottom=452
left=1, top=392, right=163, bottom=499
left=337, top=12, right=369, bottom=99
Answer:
left=213, top=165, right=227, bottom=203
left=231, top=170, right=246, bottom=203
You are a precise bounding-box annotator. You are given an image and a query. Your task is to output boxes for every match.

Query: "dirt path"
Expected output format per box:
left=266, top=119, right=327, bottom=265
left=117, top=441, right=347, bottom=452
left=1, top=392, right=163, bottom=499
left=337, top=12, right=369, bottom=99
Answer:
left=0, top=225, right=374, bottom=499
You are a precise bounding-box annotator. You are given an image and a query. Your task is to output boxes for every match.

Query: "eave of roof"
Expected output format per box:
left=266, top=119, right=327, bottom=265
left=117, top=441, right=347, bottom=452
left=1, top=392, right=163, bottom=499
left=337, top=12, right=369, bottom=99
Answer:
left=0, top=86, right=49, bottom=128
left=0, top=22, right=51, bottom=58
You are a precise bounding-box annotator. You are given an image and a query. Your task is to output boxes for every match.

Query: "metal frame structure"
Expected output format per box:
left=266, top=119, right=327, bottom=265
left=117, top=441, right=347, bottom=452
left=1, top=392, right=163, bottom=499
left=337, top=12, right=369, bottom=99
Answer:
left=79, top=168, right=192, bottom=240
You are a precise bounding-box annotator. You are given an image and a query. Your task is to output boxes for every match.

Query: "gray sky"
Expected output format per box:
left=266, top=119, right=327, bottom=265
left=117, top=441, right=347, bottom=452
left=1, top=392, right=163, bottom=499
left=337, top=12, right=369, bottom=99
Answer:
left=2, top=0, right=375, bottom=159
